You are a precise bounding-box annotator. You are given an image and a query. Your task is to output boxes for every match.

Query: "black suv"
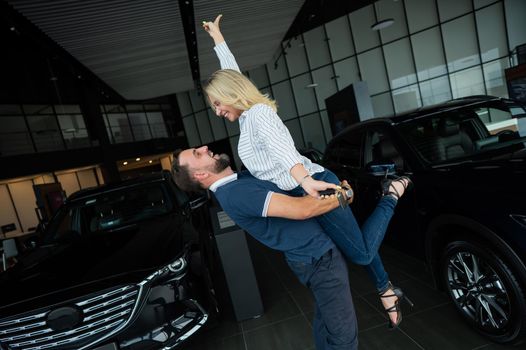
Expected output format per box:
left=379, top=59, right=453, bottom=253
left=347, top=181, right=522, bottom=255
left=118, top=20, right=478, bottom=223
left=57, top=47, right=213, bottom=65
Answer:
left=323, top=96, right=526, bottom=344
left=0, top=171, right=211, bottom=350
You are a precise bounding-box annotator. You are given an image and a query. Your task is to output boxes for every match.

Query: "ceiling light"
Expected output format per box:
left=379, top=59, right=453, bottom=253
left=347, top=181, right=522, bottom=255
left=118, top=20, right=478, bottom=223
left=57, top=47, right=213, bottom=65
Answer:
left=149, top=160, right=153, bottom=164
left=136, top=157, right=140, bottom=161
left=123, top=161, right=128, bottom=165
left=371, top=19, right=395, bottom=31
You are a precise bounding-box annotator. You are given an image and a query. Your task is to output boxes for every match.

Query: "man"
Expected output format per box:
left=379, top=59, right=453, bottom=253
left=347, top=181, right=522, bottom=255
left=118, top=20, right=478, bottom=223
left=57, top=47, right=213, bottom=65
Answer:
left=172, top=145, right=358, bottom=350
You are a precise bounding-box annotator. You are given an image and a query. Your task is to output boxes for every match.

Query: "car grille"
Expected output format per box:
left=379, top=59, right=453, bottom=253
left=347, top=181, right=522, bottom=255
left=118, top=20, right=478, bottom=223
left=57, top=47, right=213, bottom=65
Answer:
left=0, top=285, right=139, bottom=350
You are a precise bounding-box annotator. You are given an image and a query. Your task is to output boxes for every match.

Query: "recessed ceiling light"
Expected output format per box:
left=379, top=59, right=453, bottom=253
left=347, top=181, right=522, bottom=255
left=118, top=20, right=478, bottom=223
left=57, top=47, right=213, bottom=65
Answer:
left=123, top=161, right=128, bottom=165
left=371, top=19, right=395, bottom=31
left=136, top=158, right=140, bottom=161
left=149, top=160, right=153, bottom=164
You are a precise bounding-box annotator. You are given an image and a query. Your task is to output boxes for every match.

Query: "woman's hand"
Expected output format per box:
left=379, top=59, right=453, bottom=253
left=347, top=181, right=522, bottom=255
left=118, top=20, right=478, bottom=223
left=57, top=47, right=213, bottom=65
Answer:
left=202, top=14, right=224, bottom=44
left=302, top=177, right=337, bottom=199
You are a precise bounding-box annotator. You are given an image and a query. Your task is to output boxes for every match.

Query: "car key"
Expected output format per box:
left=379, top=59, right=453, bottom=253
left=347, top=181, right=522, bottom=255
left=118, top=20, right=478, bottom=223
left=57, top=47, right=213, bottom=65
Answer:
left=319, top=189, right=336, bottom=196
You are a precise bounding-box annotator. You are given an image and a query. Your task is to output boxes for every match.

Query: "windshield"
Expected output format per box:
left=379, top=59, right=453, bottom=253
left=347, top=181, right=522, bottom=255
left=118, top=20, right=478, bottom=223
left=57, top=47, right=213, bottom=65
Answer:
left=397, top=103, right=526, bottom=165
left=42, top=183, right=173, bottom=243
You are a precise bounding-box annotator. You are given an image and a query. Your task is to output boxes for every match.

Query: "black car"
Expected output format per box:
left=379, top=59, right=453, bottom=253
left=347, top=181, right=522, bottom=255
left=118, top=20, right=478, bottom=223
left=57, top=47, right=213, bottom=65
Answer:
left=0, top=171, right=212, bottom=350
left=322, top=96, right=526, bottom=344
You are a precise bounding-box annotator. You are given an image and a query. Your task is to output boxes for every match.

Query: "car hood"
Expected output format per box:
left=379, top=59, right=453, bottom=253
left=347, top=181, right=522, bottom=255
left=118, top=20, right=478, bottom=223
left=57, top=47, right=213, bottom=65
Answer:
left=0, top=213, right=190, bottom=318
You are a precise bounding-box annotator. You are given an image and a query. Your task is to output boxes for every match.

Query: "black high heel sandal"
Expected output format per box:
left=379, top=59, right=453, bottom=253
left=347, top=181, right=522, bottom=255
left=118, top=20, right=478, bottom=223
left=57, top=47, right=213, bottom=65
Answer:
left=381, top=176, right=413, bottom=200
left=380, top=282, right=414, bottom=329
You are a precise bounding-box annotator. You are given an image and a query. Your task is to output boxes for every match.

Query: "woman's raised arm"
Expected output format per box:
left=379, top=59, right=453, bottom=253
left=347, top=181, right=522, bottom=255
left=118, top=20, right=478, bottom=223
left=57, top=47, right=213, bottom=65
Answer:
left=202, top=14, right=240, bottom=72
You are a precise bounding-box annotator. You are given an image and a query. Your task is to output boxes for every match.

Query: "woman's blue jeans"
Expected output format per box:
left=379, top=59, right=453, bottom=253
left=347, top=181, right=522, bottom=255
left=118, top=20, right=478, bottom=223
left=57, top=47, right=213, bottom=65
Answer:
left=288, top=169, right=397, bottom=292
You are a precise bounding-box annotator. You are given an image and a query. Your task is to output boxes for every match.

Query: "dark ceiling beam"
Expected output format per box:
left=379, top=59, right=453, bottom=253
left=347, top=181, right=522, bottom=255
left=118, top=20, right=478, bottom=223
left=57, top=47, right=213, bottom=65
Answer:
left=178, top=0, right=201, bottom=93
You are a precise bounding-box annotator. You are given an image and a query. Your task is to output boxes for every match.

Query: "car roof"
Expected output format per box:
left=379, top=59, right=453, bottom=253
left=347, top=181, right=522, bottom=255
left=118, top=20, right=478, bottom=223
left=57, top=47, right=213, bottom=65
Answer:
left=389, top=95, right=502, bottom=124
left=66, top=170, right=171, bottom=203
left=332, top=95, right=506, bottom=138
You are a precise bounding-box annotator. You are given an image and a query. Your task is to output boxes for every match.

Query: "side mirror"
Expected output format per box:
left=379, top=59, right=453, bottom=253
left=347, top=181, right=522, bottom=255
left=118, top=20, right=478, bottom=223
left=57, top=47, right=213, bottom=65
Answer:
left=366, top=161, right=396, bottom=177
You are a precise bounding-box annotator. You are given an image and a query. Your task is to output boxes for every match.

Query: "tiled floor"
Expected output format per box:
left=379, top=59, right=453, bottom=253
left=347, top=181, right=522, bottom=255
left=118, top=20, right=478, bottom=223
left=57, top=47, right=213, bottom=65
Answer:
left=185, top=236, right=520, bottom=350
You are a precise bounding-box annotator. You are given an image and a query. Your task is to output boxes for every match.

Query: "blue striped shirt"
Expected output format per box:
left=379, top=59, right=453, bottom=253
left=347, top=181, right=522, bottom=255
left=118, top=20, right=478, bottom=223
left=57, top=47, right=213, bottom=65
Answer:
left=214, top=42, right=324, bottom=190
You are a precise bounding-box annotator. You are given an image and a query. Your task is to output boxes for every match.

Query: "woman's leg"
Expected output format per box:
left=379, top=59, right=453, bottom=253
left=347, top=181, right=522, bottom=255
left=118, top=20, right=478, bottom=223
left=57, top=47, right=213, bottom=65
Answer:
left=364, top=254, right=390, bottom=292
left=309, top=170, right=408, bottom=325
left=308, top=170, right=397, bottom=266
left=288, top=170, right=394, bottom=294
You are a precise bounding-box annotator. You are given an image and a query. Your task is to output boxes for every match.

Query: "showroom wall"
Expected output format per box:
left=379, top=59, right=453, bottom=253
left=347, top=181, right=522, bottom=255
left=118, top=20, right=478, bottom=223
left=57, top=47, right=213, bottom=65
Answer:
left=176, top=0, right=526, bottom=170
left=0, top=154, right=175, bottom=237
left=0, top=167, right=103, bottom=236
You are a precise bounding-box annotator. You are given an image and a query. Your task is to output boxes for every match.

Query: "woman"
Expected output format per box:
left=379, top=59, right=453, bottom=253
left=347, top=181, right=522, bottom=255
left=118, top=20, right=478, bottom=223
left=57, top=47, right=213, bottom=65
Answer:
left=202, top=15, right=412, bottom=328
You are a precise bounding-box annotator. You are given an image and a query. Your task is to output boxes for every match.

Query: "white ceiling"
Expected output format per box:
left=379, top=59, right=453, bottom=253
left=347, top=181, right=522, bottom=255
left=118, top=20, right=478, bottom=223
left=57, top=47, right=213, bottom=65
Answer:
left=7, top=0, right=304, bottom=100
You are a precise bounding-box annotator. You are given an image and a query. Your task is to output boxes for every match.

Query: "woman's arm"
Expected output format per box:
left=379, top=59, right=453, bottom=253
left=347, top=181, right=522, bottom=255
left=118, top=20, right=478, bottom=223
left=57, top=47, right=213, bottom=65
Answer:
left=253, top=105, right=336, bottom=197
left=203, top=15, right=241, bottom=72
left=290, top=164, right=336, bottom=198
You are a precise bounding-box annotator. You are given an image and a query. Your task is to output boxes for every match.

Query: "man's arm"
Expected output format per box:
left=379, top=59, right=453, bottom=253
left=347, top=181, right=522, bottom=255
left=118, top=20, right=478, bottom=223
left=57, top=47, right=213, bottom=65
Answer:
left=266, top=185, right=352, bottom=220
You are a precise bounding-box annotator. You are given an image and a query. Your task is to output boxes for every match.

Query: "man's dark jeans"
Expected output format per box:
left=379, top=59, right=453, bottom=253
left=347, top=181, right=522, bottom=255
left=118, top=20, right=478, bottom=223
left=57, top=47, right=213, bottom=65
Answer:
left=287, top=248, right=358, bottom=350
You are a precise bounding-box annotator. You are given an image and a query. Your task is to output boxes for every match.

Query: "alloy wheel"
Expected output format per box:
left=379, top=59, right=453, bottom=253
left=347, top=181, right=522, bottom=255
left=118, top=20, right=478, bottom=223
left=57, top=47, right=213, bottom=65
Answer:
left=446, top=250, right=511, bottom=332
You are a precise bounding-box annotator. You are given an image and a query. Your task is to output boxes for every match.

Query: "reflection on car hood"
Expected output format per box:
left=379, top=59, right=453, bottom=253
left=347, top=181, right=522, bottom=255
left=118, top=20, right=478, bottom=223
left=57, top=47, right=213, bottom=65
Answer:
left=0, top=213, right=188, bottom=318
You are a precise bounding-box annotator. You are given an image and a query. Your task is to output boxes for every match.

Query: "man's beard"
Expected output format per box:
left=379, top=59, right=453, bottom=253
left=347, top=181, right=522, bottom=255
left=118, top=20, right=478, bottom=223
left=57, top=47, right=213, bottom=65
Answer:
left=213, top=153, right=230, bottom=173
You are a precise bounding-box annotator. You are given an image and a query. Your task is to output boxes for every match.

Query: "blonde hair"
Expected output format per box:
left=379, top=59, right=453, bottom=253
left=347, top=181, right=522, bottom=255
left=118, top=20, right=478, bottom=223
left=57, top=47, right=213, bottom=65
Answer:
left=204, top=69, right=277, bottom=112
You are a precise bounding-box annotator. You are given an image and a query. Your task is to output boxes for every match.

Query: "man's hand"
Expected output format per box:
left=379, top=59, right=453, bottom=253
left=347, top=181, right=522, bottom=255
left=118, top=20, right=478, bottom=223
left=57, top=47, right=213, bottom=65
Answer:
left=301, top=177, right=337, bottom=198
left=339, top=180, right=354, bottom=205
left=202, top=14, right=224, bottom=44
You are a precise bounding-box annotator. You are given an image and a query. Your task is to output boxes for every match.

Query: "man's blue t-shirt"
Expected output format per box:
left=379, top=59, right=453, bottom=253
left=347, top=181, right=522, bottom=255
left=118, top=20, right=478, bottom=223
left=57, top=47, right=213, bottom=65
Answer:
left=213, top=172, right=334, bottom=263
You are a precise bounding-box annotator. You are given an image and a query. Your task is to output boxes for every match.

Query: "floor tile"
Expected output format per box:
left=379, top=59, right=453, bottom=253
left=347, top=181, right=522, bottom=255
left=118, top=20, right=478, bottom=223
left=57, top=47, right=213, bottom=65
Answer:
left=273, top=261, right=306, bottom=291
left=186, top=333, right=246, bottom=350
left=473, top=342, right=522, bottom=349
left=291, top=289, right=386, bottom=332
left=289, top=285, right=315, bottom=314
left=361, top=276, right=449, bottom=319
left=193, top=315, right=243, bottom=342
left=400, top=303, right=489, bottom=350
left=241, top=293, right=302, bottom=331
left=347, top=264, right=379, bottom=296
left=354, top=296, right=389, bottom=330
left=188, top=240, right=526, bottom=350
left=379, top=246, right=436, bottom=287
left=253, top=263, right=288, bottom=301
left=358, top=326, right=423, bottom=350
left=244, top=315, right=315, bottom=350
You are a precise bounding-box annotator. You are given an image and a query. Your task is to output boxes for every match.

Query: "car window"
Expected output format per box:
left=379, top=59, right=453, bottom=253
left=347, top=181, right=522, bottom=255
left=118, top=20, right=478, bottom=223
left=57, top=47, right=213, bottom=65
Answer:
left=325, top=132, right=363, bottom=168
left=369, top=131, right=405, bottom=170
left=398, top=105, right=526, bottom=165
left=39, top=206, right=82, bottom=244
left=81, top=184, right=173, bottom=233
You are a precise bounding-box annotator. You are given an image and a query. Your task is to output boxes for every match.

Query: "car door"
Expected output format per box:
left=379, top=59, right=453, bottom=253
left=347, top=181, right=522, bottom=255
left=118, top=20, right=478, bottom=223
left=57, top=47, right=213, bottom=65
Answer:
left=361, top=127, right=422, bottom=257
left=323, top=128, right=374, bottom=223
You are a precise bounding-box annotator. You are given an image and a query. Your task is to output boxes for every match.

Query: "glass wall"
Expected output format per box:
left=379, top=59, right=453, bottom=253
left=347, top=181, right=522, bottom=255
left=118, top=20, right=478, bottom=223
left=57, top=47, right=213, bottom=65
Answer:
left=100, top=103, right=170, bottom=144
left=178, top=0, right=524, bottom=167
left=0, top=102, right=172, bottom=157
left=0, top=104, right=92, bottom=156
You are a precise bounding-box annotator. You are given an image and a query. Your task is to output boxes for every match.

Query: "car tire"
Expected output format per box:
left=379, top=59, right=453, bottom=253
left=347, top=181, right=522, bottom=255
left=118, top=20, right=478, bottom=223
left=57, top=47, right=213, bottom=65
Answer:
left=440, top=240, right=526, bottom=344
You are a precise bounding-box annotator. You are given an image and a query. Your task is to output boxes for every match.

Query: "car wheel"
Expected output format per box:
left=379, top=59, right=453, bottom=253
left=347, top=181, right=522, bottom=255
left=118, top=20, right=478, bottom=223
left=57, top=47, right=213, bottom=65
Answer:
left=440, top=240, right=526, bottom=344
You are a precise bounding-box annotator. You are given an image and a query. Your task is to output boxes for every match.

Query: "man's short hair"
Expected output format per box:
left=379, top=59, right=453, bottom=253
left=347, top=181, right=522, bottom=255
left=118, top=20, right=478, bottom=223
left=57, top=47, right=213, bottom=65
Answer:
left=172, top=149, right=203, bottom=193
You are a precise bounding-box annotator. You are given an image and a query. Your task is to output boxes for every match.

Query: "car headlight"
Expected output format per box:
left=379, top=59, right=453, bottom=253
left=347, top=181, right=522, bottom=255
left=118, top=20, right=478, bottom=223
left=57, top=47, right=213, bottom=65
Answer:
left=140, top=254, right=189, bottom=286
left=510, top=214, right=526, bottom=229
